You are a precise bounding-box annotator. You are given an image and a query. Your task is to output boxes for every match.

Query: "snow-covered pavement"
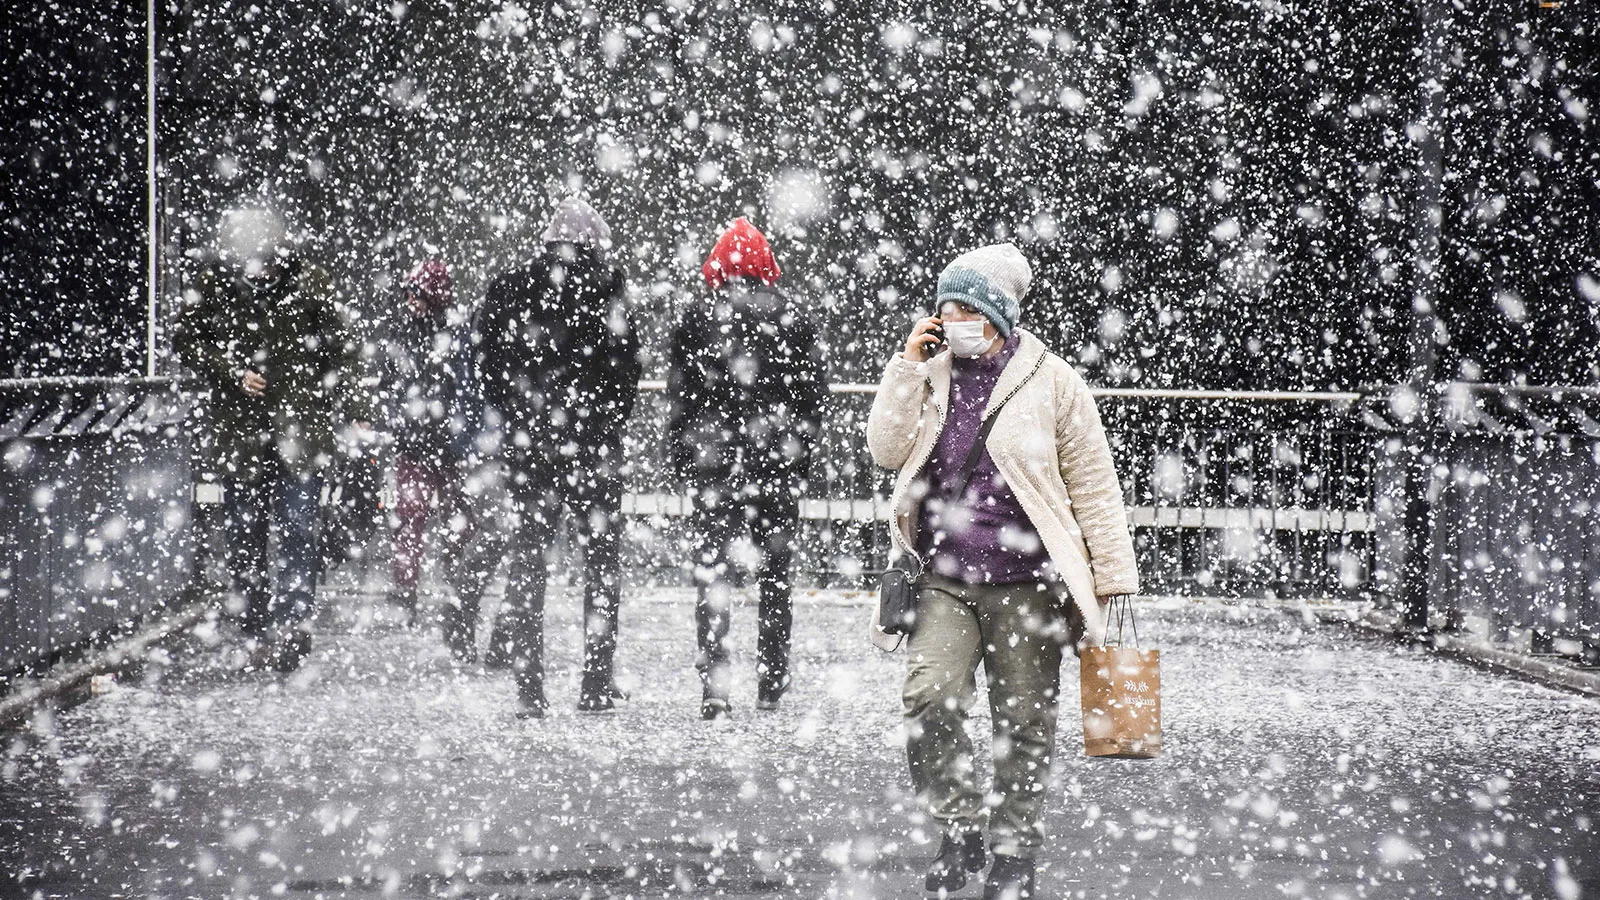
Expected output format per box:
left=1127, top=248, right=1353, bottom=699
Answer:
left=2, top=580, right=1598, bottom=899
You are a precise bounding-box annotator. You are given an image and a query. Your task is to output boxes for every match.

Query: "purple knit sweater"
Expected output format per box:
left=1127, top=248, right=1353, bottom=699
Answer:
left=915, top=333, right=1052, bottom=584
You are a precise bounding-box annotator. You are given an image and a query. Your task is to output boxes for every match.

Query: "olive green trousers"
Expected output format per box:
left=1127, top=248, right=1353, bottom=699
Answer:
left=903, top=573, right=1080, bottom=859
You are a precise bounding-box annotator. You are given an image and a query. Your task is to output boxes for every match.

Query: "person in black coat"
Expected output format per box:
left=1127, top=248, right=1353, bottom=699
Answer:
left=666, top=217, right=828, bottom=719
left=470, top=198, right=641, bottom=717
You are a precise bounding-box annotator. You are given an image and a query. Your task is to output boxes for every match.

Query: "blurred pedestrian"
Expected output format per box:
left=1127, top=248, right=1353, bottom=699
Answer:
left=373, top=259, right=479, bottom=636
left=175, top=208, right=366, bottom=673
left=665, top=217, right=827, bottom=720
left=864, top=243, right=1139, bottom=899
left=470, top=198, right=640, bottom=717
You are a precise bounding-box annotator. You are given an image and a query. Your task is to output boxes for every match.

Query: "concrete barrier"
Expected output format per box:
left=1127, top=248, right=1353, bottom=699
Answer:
left=0, top=378, right=195, bottom=674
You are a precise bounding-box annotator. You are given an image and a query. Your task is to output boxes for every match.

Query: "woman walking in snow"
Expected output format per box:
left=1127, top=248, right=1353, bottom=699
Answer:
left=865, top=243, right=1139, bottom=900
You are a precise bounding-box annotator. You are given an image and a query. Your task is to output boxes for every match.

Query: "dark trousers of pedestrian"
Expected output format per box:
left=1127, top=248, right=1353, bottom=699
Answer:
left=222, top=465, right=323, bottom=641
left=390, top=452, right=473, bottom=613
left=491, top=464, right=623, bottom=711
left=689, top=483, right=798, bottom=707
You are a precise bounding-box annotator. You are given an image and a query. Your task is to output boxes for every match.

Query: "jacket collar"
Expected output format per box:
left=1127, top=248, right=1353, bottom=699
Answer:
left=927, top=327, right=1047, bottom=419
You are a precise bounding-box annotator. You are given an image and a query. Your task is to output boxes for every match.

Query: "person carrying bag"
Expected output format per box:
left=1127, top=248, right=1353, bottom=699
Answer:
left=865, top=243, right=1140, bottom=900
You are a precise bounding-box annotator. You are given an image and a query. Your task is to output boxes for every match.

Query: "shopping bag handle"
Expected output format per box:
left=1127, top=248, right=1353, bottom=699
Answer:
left=1104, top=594, right=1140, bottom=648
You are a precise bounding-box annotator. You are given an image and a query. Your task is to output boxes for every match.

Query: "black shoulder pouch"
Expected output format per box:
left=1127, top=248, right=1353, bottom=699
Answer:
left=876, top=555, right=923, bottom=637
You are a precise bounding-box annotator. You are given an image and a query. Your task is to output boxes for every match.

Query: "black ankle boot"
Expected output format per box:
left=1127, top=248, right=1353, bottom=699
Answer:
left=483, top=623, right=514, bottom=670
left=272, top=631, right=313, bottom=673
left=578, top=674, right=625, bottom=712
left=925, top=831, right=985, bottom=894
left=756, top=673, right=790, bottom=711
left=700, top=661, right=731, bottom=720
left=983, top=854, right=1035, bottom=900
left=700, top=686, right=732, bottom=721
left=514, top=686, right=547, bottom=720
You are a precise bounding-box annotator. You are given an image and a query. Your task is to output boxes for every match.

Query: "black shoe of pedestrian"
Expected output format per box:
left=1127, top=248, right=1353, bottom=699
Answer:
left=483, top=629, right=513, bottom=670
left=578, top=676, right=620, bottom=713
left=272, top=632, right=312, bottom=674
left=925, top=831, right=986, bottom=895
left=756, top=674, right=790, bottom=711
left=700, top=694, right=732, bottom=721
left=515, top=692, right=547, bottom=720
left=982, top=854, right=1035, bottom=900
left=577, top=693, right=613, bottom=713
left=241, top=637, right=277, bottom=673
left=444, top=618, right=478, bottom=665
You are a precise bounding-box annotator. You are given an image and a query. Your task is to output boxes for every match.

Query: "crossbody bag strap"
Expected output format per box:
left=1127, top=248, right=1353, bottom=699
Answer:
left=945, top=404, right=1006, bottom=505
left=888, top=405, right=1004, bottom=579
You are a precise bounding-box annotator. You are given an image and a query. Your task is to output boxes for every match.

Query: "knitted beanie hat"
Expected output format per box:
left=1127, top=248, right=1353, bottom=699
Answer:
left=935, top=242, right=1032, bottom=337
left=702, top=217, right=782, bottom=289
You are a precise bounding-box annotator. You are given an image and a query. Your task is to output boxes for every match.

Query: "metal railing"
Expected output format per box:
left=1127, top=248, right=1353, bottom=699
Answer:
left=1100, top=393, right=1373, bottom=598
left=609, top=383, right=1375, bottom=596
left=0, top=371, right=1393, bottom=676
left=12, top=372, right=1598, bottom=674
left=1370, top=383, right=1600, bottom=653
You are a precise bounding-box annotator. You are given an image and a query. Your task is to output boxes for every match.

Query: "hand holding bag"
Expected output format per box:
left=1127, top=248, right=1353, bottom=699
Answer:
left=1080, top=595, right=1162, bottom=758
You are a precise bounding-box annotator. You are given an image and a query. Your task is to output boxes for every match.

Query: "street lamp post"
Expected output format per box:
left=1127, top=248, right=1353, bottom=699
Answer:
left=144, top=0, right=159, bottom=377
left=1399, top=1, right=1449, bottom=633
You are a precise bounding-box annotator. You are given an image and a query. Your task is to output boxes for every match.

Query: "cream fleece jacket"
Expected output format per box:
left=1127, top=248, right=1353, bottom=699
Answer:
left=866, top=328, right=1139, bottom=647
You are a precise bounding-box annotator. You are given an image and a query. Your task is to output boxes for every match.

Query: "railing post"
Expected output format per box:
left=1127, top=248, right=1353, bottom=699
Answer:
left=1398, top=434, right=1436, bottom=632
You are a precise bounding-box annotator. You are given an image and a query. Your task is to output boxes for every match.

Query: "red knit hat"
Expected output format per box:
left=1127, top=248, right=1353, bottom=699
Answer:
left=701, top=217, right=781, bottom=289
left=404, top=259, right=453, bottom=313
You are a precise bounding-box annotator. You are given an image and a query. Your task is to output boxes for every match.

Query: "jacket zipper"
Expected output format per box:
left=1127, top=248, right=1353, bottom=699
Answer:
left=896, top=351, right=1045, bottom=568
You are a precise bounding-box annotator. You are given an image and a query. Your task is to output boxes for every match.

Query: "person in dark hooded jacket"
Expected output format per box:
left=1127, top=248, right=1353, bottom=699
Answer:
left=373, top=259, right=480, bottom=631
left=469, top=198, right=641, bottom=717
left=665, top=217, right=828, bottom=719
left=174, top=208, right=364, bottom=673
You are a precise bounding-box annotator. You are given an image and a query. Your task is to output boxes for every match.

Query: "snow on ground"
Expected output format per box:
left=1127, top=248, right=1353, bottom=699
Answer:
left=2, top=579, right=1598, bottom=899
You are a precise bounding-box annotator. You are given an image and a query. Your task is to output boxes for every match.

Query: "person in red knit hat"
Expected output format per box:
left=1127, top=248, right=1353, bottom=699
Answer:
left=665, top=217, right=827, bottom=719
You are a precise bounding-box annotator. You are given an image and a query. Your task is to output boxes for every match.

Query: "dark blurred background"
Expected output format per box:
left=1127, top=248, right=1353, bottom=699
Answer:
left=3, top=0, right=1596, bottom=388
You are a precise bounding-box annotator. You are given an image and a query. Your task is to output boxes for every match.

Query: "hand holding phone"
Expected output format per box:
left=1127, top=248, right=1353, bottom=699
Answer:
left=903, top=316, right=945, bottom=362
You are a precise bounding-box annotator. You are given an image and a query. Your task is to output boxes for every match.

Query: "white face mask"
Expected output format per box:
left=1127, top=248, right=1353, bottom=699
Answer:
left=944, top=319, right=994, bottom=358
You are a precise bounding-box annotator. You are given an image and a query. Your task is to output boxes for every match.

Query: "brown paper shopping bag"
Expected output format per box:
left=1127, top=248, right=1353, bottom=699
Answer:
left=1080, top=596, right=1162, bottom=759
